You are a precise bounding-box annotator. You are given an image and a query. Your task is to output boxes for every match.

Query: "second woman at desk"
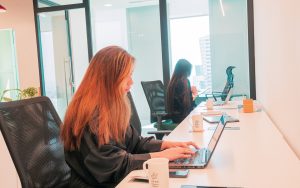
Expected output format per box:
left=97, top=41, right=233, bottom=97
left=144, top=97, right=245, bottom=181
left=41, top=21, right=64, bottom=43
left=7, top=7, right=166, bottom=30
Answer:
left=60, top=46, right=198, bottom=187
left=167, top=59, right=197, bottom=123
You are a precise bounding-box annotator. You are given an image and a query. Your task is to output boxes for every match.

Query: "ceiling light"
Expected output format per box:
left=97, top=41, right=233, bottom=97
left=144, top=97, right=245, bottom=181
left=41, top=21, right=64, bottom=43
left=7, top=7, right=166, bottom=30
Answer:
left=219, top=0, right=225, bottom=16
left=104, top=4, right=112, bottom=7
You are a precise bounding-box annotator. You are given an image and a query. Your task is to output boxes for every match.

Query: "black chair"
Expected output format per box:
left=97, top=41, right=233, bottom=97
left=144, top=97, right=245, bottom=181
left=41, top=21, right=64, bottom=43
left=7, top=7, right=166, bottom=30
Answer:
left=0, top=96, right=70, bottom=188
left=127, top=92, right=142, bottom=135
left=127, top=91, right=171, bottom=140
left=141, top=81, right=177, bottom=133
left=206, top=66, right=247, bottom=101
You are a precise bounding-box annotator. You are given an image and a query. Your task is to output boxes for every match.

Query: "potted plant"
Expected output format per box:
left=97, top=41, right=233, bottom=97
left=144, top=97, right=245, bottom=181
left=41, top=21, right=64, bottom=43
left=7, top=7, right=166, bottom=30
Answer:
left=21, top=87, right=38, bottom=99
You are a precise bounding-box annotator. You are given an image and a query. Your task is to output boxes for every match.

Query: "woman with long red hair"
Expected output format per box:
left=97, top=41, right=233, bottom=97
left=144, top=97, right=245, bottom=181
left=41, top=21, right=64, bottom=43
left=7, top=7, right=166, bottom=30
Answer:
left=61, top=46, right=198, bottom=187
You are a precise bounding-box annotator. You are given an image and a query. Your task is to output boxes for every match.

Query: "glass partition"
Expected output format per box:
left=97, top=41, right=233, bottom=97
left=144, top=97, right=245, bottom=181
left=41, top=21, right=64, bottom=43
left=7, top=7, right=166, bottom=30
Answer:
left=0, top=29, right=19, bottom=101
left=37, top=8, right=89, bottom=118
left=90, top=0, right=163, bottom=125
left=168, top=0, right=250, bottom=98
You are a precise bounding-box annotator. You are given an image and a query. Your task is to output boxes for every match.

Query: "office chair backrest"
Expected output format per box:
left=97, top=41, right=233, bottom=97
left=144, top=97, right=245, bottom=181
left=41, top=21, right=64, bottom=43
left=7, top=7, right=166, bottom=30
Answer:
left=127, top=92, right=142, bottom=135
left=141, top=80, right=166, bottom=113
left=221, top=66, right=235, bottom=101
left=0, top=96, right=70, bottom=188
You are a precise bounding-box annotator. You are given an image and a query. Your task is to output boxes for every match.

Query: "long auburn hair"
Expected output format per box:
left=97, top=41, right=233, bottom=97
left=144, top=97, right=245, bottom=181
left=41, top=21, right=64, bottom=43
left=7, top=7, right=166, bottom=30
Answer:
left=61, top=46, right=135, bottom=150
left=167, top=59, right=192, bottom=114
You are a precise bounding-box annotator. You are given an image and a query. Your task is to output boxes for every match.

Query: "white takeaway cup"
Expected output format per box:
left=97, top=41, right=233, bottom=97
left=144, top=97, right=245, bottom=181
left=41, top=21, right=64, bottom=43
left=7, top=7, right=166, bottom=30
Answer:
left=206, top=99, right=214, bottom=110
left=191, top=114, right=204, bottom=132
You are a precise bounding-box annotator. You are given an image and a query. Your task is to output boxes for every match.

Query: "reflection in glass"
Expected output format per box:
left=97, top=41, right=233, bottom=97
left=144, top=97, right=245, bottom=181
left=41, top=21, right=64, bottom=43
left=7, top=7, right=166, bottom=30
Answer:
left=0, top=29, right=19, bottom=101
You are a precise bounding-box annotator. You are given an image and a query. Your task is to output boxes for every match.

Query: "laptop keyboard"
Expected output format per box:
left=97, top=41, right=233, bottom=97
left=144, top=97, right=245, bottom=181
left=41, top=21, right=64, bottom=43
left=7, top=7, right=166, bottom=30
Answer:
left=174, top=149, right=206, bottom=165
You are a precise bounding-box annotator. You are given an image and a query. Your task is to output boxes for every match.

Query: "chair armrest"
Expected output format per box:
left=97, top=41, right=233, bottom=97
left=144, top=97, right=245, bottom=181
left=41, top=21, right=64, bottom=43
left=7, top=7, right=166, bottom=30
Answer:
left=151, top=111, right=168, bottom=130
left=147, top=130, right=172, bottom=140
left=205, top=93, right=214, bottom=100
left=152, top=111, right=168, bottom=117
left=207, top=92, right=247, bottom=101
left=206, top=91, right=224, bottom=101
left=147, top=130, right=172, bottom=135
left=212, top=91, right=223, bottom=95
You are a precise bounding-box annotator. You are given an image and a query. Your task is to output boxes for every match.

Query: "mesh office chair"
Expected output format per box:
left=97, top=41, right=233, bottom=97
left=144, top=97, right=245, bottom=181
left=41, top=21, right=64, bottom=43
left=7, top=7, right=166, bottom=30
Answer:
left=206, top=66, right=247, bottom=101
left=127, top=92, right=142, bottom=135
left=127, top=91, right=171, bottom=140
left=0, top=96, right=70, bottom=188
left=141, top=80, right=177, bottom=133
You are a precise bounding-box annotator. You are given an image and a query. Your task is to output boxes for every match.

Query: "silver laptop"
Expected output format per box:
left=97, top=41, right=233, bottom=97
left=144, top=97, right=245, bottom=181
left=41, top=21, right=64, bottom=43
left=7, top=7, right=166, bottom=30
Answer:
left=213, top=88, right=233, bottom=106
left=203, top=114, right=239, bottom=124
left=169, top=116, right=226, bottom=169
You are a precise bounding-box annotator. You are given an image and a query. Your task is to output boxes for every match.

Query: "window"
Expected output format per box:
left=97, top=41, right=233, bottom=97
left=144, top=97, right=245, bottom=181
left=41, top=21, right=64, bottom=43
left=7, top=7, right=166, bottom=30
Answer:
left=0, top=29, right=19, bottom=101
left=167, top=0, right=251, bottom=98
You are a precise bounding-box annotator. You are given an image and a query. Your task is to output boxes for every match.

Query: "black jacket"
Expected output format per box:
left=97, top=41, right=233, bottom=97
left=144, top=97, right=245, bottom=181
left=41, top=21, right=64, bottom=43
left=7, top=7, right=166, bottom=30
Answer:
left=65, top=124, right=162, bottom=187
left=169, top=79, right=195, bottom=123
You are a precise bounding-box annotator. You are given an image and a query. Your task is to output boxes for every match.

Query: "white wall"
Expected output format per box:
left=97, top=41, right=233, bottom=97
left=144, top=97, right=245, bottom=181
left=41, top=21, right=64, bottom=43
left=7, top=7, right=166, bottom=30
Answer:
left=0, top=0, right=38, bottom=187
left=92, top=9, right=128, bottom=51
left=254, top=0, right=300, bottom=158
left=0, top=0, right=40, bottom=89
left=0, top=132, right=19, bottom=187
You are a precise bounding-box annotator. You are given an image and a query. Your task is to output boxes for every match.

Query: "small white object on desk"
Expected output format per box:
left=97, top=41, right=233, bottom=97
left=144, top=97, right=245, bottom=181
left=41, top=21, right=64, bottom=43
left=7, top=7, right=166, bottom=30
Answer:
left=201, top=110, right=223, bottom=116
left=206, top=99, right=214, bottom=110
left=191, top=114, right=204, bottom=132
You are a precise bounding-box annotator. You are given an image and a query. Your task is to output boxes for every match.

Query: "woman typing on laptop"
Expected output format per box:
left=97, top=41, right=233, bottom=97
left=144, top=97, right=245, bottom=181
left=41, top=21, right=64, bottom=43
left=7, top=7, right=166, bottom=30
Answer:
left=60, top=46, right=198, bottom=187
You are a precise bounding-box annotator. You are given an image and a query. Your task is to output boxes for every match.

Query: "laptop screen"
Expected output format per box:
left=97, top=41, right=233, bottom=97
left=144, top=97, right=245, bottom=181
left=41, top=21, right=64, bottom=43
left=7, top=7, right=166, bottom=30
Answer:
left=206, top=116, right=226, bottom=161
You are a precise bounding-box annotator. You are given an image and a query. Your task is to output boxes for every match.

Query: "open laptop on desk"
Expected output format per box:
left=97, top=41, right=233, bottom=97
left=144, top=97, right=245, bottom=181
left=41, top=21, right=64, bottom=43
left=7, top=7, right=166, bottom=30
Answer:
left=169, top=116, right=226, bottom=169
left=199, top=89, right=233, bottom=107
left=212, top=88, right=233, bottom=106
left=203, top=114, right=239, bottom=124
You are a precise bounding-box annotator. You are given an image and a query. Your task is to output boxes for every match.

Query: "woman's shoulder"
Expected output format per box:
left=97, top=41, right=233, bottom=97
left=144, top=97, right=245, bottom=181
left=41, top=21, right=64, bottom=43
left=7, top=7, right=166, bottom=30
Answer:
left=80, top=128, right=99, bottom=149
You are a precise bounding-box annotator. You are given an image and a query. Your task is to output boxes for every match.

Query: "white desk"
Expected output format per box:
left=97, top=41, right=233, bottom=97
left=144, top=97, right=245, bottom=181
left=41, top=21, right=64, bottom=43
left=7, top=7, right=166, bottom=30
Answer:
left=117, top=103, right=300, bottom=188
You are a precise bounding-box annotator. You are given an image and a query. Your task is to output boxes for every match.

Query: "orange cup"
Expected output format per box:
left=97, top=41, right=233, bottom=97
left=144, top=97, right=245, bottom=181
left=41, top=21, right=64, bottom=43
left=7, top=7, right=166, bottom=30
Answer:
left=243, top=99, right=254, bottom=113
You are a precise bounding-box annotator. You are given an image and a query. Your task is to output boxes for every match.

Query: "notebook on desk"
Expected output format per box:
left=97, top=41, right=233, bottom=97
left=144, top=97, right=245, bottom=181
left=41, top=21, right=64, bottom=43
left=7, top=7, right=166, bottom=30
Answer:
left=169, top=116, right=226, bottom=169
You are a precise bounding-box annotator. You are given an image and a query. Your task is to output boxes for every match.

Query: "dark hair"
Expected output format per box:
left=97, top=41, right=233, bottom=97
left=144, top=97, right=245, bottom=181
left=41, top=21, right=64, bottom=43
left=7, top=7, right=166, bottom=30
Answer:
left=166, top=59, right=192, bottom=117
left=173, top=59, right=192, bottom=78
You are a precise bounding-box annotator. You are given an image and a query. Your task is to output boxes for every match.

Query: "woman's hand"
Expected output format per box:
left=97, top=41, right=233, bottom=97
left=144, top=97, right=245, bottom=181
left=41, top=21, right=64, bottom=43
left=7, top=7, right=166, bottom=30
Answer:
left=161, top=141, right=199, bottom=150
left=152, top=141, right=200, bottom=161
left=150, top=147, right=195, bottom=161
left=191, top=86, right=198, bottom=99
